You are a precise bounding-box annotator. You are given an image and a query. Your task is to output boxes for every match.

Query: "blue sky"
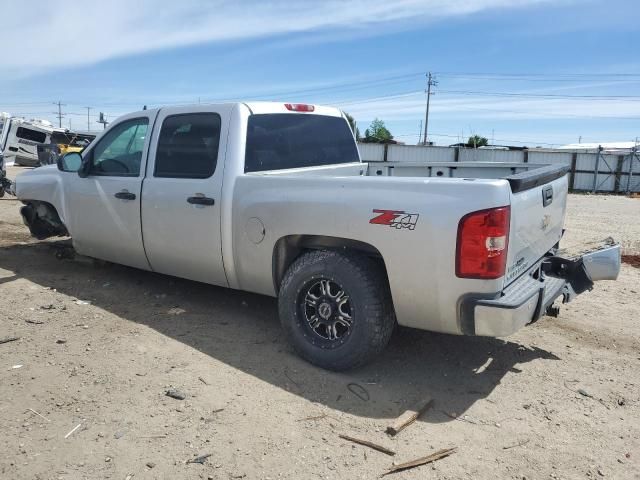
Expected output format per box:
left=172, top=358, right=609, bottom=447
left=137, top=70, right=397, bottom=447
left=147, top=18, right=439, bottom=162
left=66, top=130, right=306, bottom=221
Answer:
left=1, top=0, right=639, bottom=146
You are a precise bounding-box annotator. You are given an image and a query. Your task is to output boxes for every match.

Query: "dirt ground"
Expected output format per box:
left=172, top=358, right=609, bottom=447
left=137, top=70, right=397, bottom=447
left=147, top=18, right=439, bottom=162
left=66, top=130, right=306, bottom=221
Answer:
left=1, top=166, right=638, bottom=480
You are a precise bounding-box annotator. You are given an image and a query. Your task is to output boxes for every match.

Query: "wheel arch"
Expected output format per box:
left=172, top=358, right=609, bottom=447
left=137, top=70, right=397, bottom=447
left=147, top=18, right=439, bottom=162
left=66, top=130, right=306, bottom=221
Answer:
left=272, top=234, right=389, bottom=294
left=20, top=200, right=69, bottom=240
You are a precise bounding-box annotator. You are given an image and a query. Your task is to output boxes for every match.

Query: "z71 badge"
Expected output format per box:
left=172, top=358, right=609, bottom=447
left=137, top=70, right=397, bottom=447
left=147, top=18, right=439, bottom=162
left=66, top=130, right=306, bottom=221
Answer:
left=369, top=209, right=419, bottom=230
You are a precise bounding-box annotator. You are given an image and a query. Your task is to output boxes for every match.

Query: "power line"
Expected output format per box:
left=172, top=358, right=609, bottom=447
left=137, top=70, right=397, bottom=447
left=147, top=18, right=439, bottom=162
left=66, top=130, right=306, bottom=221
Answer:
left=437, top=89, right=640, bottom=101
left=434, top=71, right=640, bottom=79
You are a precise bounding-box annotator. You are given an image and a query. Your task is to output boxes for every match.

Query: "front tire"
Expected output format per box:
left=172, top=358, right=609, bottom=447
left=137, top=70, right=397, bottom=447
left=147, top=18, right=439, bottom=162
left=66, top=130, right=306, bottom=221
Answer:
left=278, top=250, right=395, bottom=371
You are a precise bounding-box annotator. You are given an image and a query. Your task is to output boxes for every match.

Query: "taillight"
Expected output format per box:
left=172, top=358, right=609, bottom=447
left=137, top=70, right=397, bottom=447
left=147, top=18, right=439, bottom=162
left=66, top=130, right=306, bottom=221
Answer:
left=284, top=103, right=315, bottom=112
left=456, top=206, right=510, bottom=279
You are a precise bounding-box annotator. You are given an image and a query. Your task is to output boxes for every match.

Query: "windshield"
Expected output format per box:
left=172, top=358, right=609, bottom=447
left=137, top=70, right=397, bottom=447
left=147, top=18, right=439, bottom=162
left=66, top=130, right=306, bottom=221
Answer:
left=245, top=114, right=359, bottom=172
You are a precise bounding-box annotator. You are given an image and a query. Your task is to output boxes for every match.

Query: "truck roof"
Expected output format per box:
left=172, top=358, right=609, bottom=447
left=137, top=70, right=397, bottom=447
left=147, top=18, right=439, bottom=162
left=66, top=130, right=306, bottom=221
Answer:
left=127, top=102, right=343, bottom=119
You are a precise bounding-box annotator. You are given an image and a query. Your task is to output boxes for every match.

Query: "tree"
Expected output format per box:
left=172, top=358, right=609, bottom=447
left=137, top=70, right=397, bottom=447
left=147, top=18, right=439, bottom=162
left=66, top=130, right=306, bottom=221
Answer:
left=466, top=135, right=489, bottom=148
left=363, top=118, right=393, bottom=143
left=343, top=112, right=360, bottom=141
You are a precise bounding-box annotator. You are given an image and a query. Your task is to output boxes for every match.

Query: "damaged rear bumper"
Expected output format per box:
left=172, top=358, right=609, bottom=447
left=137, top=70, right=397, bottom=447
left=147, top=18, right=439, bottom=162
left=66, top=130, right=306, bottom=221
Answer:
left=460, top=240, right=621, bottom=337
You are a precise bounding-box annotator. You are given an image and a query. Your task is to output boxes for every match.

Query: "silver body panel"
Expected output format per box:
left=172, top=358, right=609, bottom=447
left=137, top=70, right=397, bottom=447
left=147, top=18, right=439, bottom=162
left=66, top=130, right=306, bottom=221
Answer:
left=14, top=102, right=619, bottom=337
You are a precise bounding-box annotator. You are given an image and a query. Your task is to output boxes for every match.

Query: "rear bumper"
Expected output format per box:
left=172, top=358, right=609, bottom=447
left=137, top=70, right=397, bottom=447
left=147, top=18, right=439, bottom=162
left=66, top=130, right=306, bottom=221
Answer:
left=461, top=241, right=620, bottom=337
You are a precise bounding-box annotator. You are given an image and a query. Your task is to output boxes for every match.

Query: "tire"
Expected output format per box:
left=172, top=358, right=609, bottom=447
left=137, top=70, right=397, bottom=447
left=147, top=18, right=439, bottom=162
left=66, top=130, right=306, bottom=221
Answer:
left=278, top=249, right=395, bottom=371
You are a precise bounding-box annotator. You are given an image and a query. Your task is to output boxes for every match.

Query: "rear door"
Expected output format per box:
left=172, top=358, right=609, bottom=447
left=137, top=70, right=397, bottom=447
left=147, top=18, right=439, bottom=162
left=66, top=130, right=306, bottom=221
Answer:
left=504, top=172, right=568, bottom=285
left=141, top=105, right=231, bottom=286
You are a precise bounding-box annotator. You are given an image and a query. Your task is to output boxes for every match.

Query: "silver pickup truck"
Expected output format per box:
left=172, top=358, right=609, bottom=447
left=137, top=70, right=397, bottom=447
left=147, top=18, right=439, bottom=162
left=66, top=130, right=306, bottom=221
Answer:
left=14, top=102, right=620, bottom=370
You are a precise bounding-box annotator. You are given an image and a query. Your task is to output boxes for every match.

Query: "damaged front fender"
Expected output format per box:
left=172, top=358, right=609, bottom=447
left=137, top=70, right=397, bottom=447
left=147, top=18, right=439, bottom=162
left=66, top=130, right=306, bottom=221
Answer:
left=20, top=201, right=68, bottom=240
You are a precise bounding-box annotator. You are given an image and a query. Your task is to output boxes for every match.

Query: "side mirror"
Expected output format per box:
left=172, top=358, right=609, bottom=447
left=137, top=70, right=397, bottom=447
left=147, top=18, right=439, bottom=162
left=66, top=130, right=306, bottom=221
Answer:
left=57, top=152, right=83, bottom=173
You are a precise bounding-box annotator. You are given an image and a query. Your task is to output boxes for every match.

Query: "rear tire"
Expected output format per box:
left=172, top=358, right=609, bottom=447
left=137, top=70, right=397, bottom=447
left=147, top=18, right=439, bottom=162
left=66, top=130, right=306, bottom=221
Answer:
left=278, top=250, right=395, bottom=371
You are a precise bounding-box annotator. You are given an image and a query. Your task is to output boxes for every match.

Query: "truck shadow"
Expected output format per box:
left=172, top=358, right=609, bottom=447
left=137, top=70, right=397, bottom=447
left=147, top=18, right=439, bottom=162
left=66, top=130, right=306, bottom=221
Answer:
left=0, top=240, right=560, bottom=421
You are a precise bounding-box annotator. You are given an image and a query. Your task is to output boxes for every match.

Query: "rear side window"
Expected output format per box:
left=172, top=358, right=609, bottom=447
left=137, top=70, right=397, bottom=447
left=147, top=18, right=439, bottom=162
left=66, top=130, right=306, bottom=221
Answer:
left=16, top=127, right=47, bottom=143
left=155, top=113, right=221, bottom=178
left=245, top=114, right=359, bottom=173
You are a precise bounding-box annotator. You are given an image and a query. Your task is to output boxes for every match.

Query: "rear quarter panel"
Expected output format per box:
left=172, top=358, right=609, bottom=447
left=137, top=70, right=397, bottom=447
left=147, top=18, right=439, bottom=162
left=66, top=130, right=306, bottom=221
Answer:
left=230, top=174, right=511, bottom=334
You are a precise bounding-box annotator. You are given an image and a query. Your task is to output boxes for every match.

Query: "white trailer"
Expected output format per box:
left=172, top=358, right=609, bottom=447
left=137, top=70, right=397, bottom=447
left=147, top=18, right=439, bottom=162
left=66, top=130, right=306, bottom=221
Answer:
left=0, top=115, right=60, bottom=167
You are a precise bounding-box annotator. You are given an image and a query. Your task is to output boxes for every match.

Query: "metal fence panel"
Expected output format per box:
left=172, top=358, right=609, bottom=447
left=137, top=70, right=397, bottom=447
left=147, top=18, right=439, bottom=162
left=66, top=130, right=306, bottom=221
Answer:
left=458, top=148, right=524, bottom=163
left=528, top=151, right=572, bottom=165
left=358, top=143, right=638, bottom=193
left=387, top=145, right=455, bottom=163
left=573, top=172, right=595, bottom=191
left=576, top=153, right=596, bottom=171
left=357, top=143, right=385, bottom=162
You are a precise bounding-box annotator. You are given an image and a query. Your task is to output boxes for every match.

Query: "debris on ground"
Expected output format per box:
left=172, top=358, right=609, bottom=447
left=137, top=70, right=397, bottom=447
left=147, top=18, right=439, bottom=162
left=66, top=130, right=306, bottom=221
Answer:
left=383, top=447, right=457, bottom=476
left=165, top=388, right=186, bottom=400
left=25, top=319, right=44, bottom=325
left=64, top=423, right=82, bottom=439
left=146, top=461, right=156, bottom=468
left=27, top=408, right=50, bottom=422
left=296, top=414, right=327, bottom=422
left=338, top=434, right=395, bottom=456
left=167, top=307, right=186, bottom=315
left=503, top=439, right=530, bottom=450
left=0, top=336, right=20, bottom=345
left=186, top=453, right=212, bottom=464
left=386, top=397, right=433, bottom=436
left=578, top=388, right=592, bottom=398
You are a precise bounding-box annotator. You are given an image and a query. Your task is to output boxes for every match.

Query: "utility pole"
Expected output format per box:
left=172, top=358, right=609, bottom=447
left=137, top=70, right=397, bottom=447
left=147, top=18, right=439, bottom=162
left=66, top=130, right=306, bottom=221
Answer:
left=85, top=107, right=92, bottom=132
left=52, top=101, right=66, bottom=128
left=422, top=72, right=438, bottom=145
left=418, top=120, right=423, bottom=144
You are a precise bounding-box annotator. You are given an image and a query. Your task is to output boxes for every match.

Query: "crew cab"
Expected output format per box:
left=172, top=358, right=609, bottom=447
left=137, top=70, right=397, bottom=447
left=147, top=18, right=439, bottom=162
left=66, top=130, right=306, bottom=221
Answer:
left=14, top=102, right=621, bottom=370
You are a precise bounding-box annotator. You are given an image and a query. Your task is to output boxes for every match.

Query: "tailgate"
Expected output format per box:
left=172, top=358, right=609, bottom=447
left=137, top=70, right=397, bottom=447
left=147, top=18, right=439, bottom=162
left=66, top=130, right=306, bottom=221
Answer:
left=504, top=167, right=569, bottom=286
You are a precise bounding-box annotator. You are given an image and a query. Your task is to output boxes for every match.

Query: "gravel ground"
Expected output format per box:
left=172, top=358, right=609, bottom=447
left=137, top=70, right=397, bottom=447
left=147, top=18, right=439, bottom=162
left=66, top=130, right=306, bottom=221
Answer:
left=0, top=166, right=638, bottom=480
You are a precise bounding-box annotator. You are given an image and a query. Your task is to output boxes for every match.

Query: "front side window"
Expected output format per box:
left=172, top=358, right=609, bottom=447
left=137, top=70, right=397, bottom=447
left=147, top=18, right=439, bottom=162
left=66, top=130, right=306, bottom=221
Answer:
left=90, top=118, right=148, bottom=176
left=155, top=113, right=221, bottom=178
left=245, top=114, right=359, bottom=173
left=16, top=127, right=47, bottom=144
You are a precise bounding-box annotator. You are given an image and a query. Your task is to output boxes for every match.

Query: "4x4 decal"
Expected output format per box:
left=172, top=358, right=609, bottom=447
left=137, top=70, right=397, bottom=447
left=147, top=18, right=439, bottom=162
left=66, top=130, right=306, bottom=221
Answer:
left=369, top=209, right=419, bottom=230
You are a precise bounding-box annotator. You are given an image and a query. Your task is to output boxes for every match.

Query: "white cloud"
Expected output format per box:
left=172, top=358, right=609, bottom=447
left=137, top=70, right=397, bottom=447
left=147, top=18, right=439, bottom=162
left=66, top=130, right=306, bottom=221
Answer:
left=2, top=0, right=552, bottom=76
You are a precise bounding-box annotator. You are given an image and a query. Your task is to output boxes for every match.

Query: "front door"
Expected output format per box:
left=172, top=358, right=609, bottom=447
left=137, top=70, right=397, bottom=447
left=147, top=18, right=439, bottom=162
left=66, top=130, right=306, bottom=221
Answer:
left=64, top=112, right=156, bottom=270
left=140, top=106, right=230, bottom=286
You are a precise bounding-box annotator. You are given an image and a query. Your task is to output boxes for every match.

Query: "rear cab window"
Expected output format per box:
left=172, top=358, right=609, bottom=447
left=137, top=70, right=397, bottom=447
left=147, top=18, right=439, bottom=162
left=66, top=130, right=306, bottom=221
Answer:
left=244, top=114, right=359, bottom=173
